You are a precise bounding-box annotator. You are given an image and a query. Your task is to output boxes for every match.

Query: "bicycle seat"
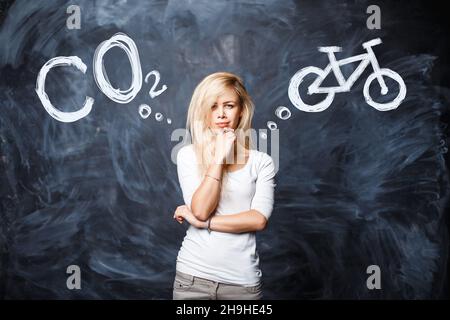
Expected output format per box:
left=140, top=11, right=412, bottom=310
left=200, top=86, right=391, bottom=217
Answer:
left=318, top=46, right=342, bottom=53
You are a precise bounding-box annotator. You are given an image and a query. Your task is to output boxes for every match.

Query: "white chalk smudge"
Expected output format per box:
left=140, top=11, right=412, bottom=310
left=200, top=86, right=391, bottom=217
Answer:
left=155, top=113, right=163, bottom=121
left=275, top=106, right=291, bottom=120
left=138, top=104, right=152, bottom=119
left=267, top=121, right=277, bottom=130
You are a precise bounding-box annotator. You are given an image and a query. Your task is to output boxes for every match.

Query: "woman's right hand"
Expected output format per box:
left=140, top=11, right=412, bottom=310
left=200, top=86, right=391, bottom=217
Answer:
left=213, top=128, right=236, bottom=164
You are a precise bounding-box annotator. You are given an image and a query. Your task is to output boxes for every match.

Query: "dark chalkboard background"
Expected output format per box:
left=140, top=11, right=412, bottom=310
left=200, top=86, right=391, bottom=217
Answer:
left=0, top=0, right=449, bottom=299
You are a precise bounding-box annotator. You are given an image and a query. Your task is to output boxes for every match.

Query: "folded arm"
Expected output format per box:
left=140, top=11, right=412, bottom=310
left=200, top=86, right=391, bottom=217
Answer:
left=174, top=207, right=268, bottom=233
left=208, top=209, right=267, bottom=233
left=176, top=147, right=276, bottom=233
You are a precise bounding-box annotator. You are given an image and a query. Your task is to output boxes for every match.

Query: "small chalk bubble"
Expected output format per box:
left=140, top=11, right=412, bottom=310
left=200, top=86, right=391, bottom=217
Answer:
left=260, top=132, right=267, bottom=139
left=275, top=106, right=291, bottom=120
left=267, top=121, right=278, bottom=130
left=167, top=118, right=172, bottom=124
left=139, top=104, right=152, bottom=119
left=155, top=112, right=164, bottom=121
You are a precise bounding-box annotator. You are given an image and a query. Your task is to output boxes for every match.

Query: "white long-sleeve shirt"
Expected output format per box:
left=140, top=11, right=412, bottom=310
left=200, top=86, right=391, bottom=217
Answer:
left=175, top=144, right=276, bottom=286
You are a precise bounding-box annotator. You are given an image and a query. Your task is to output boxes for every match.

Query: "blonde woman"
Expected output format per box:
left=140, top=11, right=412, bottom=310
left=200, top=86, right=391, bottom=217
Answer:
left=173, top=72, right=276, bottom=300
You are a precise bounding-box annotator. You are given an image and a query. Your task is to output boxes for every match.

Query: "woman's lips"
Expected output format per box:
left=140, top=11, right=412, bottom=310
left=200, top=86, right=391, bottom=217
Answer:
left=216, top=123, right=230, bottom=128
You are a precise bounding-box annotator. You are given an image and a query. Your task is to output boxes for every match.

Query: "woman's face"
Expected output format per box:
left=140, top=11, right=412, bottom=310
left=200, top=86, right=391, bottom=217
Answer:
left=209, top=87, right=243, bottom=132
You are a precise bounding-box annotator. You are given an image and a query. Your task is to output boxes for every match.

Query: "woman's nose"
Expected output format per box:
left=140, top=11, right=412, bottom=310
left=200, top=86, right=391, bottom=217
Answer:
left=217, top=106, right=226, bottom=117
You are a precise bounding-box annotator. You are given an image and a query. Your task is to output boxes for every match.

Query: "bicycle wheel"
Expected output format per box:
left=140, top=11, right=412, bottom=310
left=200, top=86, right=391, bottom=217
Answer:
left=363, top=68, right=406, bottom=111
left=288, top=66, right=335, bottom=112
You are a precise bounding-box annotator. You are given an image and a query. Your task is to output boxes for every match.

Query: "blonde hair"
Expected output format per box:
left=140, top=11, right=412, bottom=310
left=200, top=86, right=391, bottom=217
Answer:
left=185, top=71, right=255, bottom=186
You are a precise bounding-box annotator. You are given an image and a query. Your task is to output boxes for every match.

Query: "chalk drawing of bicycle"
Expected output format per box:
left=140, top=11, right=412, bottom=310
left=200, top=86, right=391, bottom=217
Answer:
left=288, top=38, right=406, bottom=112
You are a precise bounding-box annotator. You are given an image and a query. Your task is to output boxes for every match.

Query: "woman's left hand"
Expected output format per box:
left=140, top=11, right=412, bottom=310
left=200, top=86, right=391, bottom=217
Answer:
left=173, top=205, right=207, bottom=229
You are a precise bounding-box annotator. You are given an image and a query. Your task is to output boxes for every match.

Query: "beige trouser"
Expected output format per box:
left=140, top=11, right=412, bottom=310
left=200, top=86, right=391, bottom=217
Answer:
left=172, top=270, right=263, bottom=300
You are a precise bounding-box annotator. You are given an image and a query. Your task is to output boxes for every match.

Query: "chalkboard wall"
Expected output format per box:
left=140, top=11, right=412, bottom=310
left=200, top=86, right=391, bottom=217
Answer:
left=0, top=0, right=449, bottom=299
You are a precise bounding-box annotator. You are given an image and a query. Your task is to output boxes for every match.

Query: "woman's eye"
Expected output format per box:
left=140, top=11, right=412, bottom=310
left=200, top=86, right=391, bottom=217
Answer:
left=226, top=104, right=234, bottom=108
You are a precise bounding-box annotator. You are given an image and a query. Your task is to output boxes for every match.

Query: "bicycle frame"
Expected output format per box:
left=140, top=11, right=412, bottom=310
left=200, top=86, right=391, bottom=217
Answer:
left=288, top=38, right=406, bottom=112
left=309, top=40, right=387, bottom=94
